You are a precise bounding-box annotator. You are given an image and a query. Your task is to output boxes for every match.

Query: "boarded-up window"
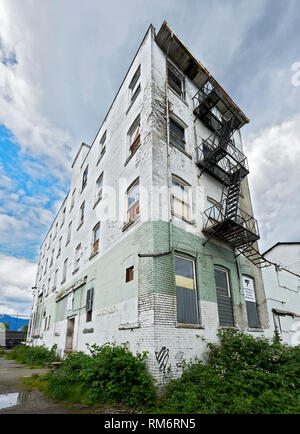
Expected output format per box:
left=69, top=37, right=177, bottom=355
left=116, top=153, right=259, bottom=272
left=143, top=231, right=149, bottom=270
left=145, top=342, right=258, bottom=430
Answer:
left=242, top=276, right=260, bottom=328
left=214, top=267, right=234, bottom=326
left=92, top=223, right=100, bottom=254
left=175, top=255, right=199, bottom=324
left=86, top=288, right=94, bottom=322
left=171, top=177, right=191, bottom=221
left=128, top=116, right=141, bottom=156
left=126, top=266, right=134, bottom=282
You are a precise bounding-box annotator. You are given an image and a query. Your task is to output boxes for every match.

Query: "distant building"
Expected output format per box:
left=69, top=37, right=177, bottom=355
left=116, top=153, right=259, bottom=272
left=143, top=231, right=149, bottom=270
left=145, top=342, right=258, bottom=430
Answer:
left=262, top=242, right=300, bottom=346
left=0, top=314, right=29, bottom=331
left=27, top=22, right=269, bottom=381
left=0, top=315, right=29, bottom=348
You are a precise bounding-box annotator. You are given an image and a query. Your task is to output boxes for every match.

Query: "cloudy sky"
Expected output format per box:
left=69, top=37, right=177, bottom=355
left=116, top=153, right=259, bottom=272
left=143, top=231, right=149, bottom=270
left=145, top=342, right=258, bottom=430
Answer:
left=0, top=0, right=299, bottom=316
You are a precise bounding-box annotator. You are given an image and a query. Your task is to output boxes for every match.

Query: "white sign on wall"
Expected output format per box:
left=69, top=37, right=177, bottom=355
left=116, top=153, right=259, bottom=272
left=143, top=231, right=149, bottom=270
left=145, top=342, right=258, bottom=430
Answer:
left=242, top=276, right=256, bottom=303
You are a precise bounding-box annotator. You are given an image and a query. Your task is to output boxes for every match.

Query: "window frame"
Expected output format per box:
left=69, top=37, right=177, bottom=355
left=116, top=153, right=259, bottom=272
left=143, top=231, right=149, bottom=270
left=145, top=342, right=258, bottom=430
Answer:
left=126, top=178, right=140, bottom=224
left=128, top=65, right=141, bottom=105
left=92, top=222, right=100, bottom=256
left=169, top=117, right=186, bottom=151
left=82, top=166, right=88, bottom=192
left=167, top=62, right=185, bottom=99
left=171, top=176, right=192, bottom=222
left=214, top=266, right=235, bottom=327
left=78, top=201, right=85, bottom=229
left=95, top=172, right=103, bottom=205
left=127, top=115, right=141, bottom=158
left=61, top=258, right=68, bottom=284
left=74, top=243, right=81, bottom=273
left=174, top=254, right=200, bottom=325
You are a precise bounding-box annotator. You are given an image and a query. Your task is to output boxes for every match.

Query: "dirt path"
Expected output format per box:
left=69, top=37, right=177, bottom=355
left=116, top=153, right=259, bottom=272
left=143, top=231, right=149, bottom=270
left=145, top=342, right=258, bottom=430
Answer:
left=0, top=356, right=71, bottom=414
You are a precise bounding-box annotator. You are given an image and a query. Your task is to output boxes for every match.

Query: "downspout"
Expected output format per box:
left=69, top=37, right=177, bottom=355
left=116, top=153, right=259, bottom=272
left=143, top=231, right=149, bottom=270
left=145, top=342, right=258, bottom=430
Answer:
left=165, top=32, right=173, bottom=253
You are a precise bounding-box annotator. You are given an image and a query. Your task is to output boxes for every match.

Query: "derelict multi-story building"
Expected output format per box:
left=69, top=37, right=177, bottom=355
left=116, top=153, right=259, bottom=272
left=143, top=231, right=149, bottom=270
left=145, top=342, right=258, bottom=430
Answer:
left=28, top=22, right=269, bottom=381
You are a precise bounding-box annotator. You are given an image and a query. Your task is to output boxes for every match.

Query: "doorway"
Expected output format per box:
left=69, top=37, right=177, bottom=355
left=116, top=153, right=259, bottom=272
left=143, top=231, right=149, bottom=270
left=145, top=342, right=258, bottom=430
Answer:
left=65, top=317, right=75, bottom=353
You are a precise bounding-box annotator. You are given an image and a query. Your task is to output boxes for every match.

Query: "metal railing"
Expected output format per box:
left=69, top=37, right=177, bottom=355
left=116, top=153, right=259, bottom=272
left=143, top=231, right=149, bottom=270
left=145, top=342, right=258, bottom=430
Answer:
left=203, top=200, right=259, bottom=238
left=196, top=137, right=249, bottom=175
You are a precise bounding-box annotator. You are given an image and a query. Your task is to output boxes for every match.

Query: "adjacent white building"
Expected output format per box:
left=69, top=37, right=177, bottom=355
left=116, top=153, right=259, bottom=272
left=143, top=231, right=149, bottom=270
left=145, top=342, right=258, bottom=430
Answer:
left=262, top=242, right=300, bottom=346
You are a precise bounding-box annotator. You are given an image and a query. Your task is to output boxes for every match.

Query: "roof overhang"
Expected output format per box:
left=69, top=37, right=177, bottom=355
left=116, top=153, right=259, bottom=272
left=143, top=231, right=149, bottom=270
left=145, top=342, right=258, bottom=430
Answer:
left=155, top=21, right=249, bottom=128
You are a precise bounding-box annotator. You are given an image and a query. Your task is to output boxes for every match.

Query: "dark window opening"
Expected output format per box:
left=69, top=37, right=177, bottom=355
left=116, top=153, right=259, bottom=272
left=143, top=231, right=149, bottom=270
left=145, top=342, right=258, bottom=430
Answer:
left=168, top=65, right=184, bottom=98
left=170, top=119, right=185, bottom=150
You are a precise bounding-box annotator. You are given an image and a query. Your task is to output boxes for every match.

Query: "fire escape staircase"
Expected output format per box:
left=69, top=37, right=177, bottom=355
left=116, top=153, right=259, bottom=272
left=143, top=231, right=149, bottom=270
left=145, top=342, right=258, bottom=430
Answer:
left=193, top=84, right=270, bottom=268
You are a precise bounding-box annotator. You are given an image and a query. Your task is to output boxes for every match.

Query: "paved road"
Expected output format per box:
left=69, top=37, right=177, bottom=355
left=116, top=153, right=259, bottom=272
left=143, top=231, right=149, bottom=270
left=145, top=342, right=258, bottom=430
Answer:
left=0, top=356, right=71, bottom=414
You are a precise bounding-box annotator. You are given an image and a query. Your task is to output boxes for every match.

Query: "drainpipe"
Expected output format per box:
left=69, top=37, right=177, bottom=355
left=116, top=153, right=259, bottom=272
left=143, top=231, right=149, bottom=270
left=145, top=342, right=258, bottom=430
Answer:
left=165, top=32, right=173, bottom=253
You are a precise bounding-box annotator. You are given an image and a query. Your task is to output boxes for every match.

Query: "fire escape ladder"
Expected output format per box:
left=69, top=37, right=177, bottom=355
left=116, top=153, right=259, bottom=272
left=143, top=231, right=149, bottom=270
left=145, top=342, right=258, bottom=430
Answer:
left=223, top=168, right=243, bottom=221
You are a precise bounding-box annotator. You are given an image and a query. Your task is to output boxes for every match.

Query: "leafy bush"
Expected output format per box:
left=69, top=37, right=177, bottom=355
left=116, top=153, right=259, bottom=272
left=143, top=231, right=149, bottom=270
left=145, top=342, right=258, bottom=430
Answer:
left=6, top=344, right=59, bottom=367
left=159, top=330, right=300, bottom=414
left=46, top=342, right=157, bottom=409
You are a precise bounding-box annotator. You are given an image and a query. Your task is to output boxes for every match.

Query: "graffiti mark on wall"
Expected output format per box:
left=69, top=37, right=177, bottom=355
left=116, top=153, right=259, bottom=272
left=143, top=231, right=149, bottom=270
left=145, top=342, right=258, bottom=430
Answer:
left=155, top=346, right=169, bottom=376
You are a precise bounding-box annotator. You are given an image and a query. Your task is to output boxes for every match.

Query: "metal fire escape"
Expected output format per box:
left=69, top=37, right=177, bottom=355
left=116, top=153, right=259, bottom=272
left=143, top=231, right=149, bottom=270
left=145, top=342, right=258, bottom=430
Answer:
left=193, top=81, right=269, bottom=268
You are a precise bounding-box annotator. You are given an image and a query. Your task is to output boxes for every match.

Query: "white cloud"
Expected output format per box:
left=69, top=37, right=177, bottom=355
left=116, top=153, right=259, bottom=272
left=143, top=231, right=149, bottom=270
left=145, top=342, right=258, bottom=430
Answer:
left=245, top=113, right=300, bottom=251
left=0, top=253, right=36, bottom=315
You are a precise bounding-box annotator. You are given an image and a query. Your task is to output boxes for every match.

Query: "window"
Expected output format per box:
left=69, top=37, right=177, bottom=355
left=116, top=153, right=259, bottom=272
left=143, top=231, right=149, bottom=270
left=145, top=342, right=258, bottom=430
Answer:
left=70, top=189, right=76, bottom=211
left=170, top=118, right=185, bottom=151
left=47, top=315, right=51, bottom=331
left=53, top=269, right=58, bottom=290
left=57, top=236, right=62, bottom=257
left=95, top=173, right=103, bottom=204
left=92, top=222, right=100, bottom=255
left=171, top=177, right=191, bottom=221
left=82, top=166, right=88, bottom=191
left=62, top=258, right=68, bottom=284
left=74, top=244, right=81, bottom=272
left=66, top=221, right=72, bottom=245
left=175, top=255, right=199, bottom=324
left=214, top=267, right=234, bottom=326
left=61, top=207, right=66, bottom=227
left=129, top=65, right=141, bottom=104
left=168, top=63, right=185, bottom=98
left=99, top=131, right=106, bottom=160
left=128, top=116, right=141, bottom=157
left=127, top=179, right=140, bottom=223
left=47, top=278, right=51, bottom=295
left=242, top=276, right=260, bottom=328
left=50, top=249, right=54, bottom=267
left=44, top=258, right=48, bottom=275
left=54, top=222, right=58, bottom=239
left=86, top=287, right=94, bottom=322
left=79, top=202, right=85, bottom=228
left=126, top=266, right=134, bottom=283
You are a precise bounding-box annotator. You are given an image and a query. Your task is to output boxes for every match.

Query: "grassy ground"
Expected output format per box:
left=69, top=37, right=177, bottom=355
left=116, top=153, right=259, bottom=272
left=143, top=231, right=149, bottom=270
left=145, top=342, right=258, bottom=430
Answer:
left=5, top=331, right=300, bottom=414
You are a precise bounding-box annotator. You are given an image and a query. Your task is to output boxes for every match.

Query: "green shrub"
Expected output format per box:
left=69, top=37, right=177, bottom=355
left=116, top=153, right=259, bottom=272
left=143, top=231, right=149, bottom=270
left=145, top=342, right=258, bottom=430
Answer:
left=6, top=344, right=59, bottom=367
left=159, top=330, right=300, bottom=414
left=46, top=342, right=157, bottom=409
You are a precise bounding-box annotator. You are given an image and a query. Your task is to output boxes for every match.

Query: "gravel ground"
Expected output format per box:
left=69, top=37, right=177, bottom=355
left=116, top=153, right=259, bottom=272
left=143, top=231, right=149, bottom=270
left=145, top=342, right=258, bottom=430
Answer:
left=0, top=356, right=71, bottom=414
